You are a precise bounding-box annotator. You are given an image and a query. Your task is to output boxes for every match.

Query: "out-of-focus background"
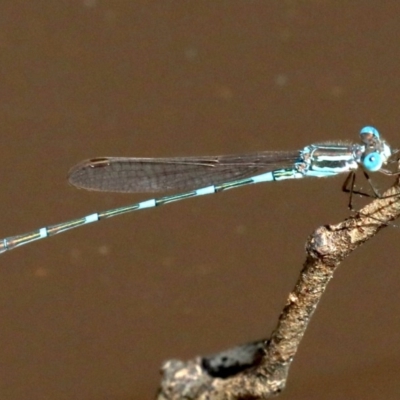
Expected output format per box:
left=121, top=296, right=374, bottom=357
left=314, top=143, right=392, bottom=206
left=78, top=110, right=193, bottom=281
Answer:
left=0, top=2, right=400, bottom=399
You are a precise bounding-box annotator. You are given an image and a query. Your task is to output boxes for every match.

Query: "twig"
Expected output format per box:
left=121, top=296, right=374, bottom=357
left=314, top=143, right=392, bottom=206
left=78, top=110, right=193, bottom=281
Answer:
left=157, top=177, right=400, bottom=400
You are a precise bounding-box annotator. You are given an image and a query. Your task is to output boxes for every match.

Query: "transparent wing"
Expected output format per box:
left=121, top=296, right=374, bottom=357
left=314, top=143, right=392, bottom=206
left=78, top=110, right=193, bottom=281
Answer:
left=68, top=151, right=301, bottom=193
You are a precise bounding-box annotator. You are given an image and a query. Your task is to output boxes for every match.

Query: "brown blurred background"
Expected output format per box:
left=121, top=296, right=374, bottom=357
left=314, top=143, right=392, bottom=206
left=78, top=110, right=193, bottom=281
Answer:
left=0, top=1, right=400, bottom=399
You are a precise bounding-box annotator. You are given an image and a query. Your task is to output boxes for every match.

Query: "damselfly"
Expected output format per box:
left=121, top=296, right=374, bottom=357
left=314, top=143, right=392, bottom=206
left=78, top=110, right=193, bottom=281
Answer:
left=0, top=126, right=395, bottom=254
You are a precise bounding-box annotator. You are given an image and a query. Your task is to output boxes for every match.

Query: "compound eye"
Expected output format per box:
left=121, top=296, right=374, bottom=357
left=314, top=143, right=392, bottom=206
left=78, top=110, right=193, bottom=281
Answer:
left=360, top=126, right=380, bottom=144
left=362, top=152, right=383, bottom=172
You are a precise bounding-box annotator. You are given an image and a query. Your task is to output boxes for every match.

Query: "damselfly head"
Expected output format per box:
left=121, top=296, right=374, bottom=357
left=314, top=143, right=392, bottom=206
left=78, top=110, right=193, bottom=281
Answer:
left=359, top=126, right=392, bottom=172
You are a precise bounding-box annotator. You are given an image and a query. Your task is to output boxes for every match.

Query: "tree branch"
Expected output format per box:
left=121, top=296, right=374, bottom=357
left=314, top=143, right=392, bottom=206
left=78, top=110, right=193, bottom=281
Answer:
left=157, top=177, right=400, bottom=400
